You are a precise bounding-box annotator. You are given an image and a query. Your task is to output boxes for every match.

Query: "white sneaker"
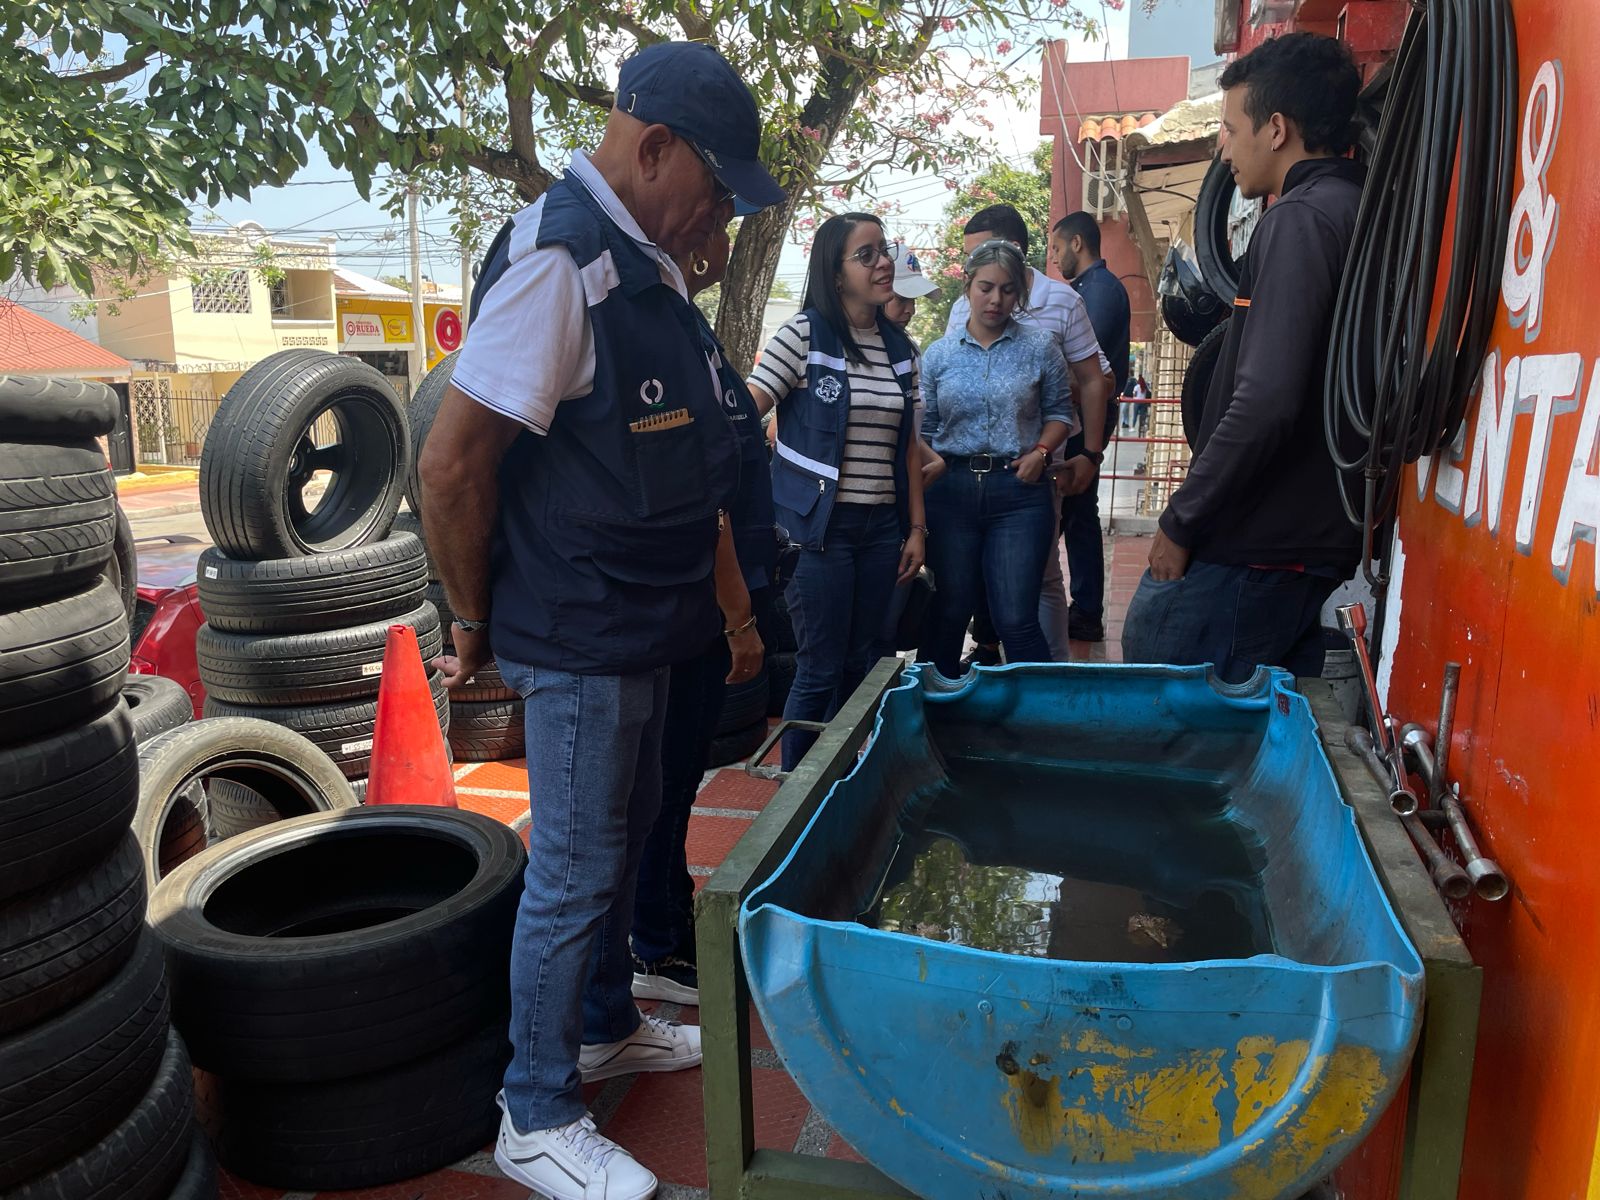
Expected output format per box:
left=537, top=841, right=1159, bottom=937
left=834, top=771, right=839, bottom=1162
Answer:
left=494, top=1108, right=657, bottom=1200
left=579, top=1011, right=703, bottom=1082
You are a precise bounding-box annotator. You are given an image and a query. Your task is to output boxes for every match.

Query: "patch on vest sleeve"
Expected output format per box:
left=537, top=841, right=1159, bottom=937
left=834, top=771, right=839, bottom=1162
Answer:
left=580, top=249, right=620, bottom=307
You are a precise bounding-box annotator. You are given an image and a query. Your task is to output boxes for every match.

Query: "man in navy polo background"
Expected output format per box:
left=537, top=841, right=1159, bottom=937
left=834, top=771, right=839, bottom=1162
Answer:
left=420, top=43, right=784, bottom=1200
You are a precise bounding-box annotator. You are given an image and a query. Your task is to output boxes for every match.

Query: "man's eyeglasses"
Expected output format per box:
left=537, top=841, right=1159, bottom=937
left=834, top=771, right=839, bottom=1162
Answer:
left=847, top=239, right=902, bottom=269
left=686, top=140, right=735, bottom=206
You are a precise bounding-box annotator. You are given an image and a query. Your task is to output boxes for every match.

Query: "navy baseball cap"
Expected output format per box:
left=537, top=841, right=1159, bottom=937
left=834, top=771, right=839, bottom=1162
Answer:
left=617, top=42, right=786, bottom=213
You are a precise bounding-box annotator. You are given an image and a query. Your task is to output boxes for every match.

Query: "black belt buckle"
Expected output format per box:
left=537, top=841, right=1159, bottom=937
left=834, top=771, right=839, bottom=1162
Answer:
left=968, top=453, right=996, bottom=474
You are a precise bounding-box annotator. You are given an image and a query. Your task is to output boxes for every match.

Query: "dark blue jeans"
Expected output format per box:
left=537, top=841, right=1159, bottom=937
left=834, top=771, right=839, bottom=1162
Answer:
left=923, top=464, right=1056, bottom=678
left=782, top=504, right=902, bottom=771
left=631, top=587, right=772, bottom=965
left=1121, top=561, right=1341, bottom=684
left=1060, top=487, right=1106, bottom=621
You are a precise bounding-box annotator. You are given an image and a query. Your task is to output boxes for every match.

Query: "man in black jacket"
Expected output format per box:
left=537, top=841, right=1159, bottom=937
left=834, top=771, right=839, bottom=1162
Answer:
left=1123, top=32, right=1364, bottom=683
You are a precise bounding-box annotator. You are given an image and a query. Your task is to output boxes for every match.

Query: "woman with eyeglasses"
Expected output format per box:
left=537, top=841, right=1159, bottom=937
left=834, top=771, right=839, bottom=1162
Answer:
left=919, top=238, right=1075, bottom=678
left=747, top=213, right=926, bottom=770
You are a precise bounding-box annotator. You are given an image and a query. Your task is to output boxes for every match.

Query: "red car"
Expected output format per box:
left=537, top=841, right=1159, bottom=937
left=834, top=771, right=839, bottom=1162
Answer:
left=127, top=533, right=208, bottom=718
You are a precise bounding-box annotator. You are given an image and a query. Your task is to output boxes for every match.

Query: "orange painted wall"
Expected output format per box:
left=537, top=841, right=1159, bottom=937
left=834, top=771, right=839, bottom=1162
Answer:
left=1376, top=5, right=1600, bottom=1196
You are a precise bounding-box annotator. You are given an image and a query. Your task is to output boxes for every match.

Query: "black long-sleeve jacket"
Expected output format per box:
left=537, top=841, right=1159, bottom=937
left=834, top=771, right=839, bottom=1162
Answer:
left=1159, top=157, right=1366, bottom=570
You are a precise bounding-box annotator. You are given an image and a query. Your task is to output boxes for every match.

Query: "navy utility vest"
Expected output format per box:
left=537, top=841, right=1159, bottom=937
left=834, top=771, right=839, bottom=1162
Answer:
left=479, top=174, right=740, bottom=673
left=692, top=311, right=778, bottom=592
left=769, top=310, right=917, bottom=550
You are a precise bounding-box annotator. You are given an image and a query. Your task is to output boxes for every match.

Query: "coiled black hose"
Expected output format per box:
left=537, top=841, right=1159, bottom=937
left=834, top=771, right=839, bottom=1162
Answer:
left=1323, top=0, right=1518, bottom=584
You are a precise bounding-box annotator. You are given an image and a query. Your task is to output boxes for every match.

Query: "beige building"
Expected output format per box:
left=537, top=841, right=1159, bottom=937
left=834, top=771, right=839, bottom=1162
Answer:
left=97, top=223, right=340, bottom=465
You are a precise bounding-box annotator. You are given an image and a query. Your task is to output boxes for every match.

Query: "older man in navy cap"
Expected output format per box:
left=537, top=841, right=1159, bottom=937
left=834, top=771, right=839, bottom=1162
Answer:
left=420, top=42, right=784, bottom=1200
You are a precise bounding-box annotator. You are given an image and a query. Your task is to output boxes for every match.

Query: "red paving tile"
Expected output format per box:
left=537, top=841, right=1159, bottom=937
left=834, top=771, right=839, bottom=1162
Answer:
left=454, top=789, right=528, bottom=825
left=684, top=813, right=755, bottom=870
left=455, top=761, right=528, bottom=791
left=602, top=1065, right=809, bottom=1188
left=695, top=769, right=778, bottom=811
left=301, top=1171, right=530, bottom=1199
left=827, top=1133, right=869, bottom=1163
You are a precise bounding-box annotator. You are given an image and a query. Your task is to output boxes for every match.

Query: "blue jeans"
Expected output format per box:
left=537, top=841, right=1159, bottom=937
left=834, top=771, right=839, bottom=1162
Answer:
left=1120, top=562, right=1341, bottom=684
left=631, top=587, right=772, bottom=965
left=923, top=464, right=1056, bottom=678
left=1060, top=487, right=1106, bottom=621
left=782, top=503, right=902, bottom=771
left=497, top=660, right=670, bottom=1132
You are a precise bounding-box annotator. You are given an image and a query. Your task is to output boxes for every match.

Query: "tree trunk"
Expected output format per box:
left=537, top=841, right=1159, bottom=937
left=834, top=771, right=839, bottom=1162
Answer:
left=715, top=198, right=803, bottom=376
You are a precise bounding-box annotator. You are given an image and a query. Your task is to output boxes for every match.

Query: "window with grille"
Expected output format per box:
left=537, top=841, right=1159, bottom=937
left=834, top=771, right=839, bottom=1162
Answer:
left=191, top=271, right=252, bottom=314
left=269, top=278, right=290, bottom=316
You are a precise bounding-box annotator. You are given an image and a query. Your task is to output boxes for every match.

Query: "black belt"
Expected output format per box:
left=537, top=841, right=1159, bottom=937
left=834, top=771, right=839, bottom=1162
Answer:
left=946, top=453, right=1014, bottom=473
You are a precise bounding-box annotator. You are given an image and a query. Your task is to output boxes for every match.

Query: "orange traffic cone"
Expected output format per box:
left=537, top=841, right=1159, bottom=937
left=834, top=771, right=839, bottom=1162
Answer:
left=365, top=624, right=457, bottom=807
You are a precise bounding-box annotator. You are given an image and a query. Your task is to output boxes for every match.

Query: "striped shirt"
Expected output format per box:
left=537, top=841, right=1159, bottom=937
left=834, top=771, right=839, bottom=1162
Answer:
left=748, top=314, right=915, bottom=505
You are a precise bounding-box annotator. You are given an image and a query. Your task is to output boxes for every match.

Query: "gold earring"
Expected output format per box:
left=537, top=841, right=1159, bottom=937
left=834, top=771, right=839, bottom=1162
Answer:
left=693, top=259, right=710, bottom=277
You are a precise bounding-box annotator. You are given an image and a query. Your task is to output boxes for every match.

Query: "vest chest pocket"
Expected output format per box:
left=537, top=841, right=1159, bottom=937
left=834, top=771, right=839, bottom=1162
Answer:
left=771, top=454, right=826, bottom=517
left=632, top=419, right=711, bottom=517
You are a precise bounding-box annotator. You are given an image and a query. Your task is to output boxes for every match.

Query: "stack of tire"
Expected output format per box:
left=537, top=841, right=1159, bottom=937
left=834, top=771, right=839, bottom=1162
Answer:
left=402, top=352, right=526, bottom=764
left=0, top=376, right=214, bottom=1199
left=149, top=805, right=525, bottom=1189
left=192, top=351, right=449, bottom=811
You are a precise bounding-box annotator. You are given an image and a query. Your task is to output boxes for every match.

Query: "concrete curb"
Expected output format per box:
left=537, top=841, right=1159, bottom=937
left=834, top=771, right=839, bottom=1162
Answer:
left=126, top=501, right=204, bottom=521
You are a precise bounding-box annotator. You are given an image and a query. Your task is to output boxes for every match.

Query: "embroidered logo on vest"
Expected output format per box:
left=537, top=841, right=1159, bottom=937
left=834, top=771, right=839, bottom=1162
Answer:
left=814, top=376, right=843, bottom=404
left=639, top=379, right=666, bottom=409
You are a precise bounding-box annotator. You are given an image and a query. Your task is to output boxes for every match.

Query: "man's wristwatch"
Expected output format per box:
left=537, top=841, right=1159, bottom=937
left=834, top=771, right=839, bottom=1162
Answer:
left=1084, top=449, right=1105, bottom=466
left=453, top=617, right=489, bottom=634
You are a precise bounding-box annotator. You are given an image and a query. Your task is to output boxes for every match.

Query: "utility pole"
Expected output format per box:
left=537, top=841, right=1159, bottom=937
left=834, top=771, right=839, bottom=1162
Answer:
left=407, top=184, right=425, bottom=396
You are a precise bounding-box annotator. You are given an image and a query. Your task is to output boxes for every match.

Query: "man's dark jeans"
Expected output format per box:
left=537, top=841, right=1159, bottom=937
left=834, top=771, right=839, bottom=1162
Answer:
left=782, top=504, right=902, bottom=771
left=631, top=587, right=772, bottom=966
left=1121, top=561, right=1340, bottom=684
left=924, top=463, right=1056, bottom=678
left=1060, top=486, right=1106, bottom=622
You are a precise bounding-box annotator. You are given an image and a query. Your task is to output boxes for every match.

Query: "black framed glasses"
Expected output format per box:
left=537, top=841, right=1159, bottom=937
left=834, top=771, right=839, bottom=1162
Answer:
left=686, top=139, right=736, bottom=206
left=847, top=239, right=902, bottom=269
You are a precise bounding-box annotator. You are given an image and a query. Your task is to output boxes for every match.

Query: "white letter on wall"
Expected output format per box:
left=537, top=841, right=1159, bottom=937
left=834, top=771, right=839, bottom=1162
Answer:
left=1552, top=362, right=1600, bottom=594
left=1514, top=352, right=1583, bottom=553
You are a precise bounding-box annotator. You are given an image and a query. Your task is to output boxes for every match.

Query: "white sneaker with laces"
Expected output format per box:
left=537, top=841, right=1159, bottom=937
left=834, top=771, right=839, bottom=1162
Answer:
left=494, top=1107, right=656, bottom=1200
left=579, top=1011, right=703, bottom=1083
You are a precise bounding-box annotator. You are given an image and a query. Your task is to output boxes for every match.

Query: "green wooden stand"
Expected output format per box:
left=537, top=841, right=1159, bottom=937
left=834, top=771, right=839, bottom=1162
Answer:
left=693, top=666, right=1480, bottom=1200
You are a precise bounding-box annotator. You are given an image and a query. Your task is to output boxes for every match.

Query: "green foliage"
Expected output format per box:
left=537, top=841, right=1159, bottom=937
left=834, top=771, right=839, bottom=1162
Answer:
left=908, top=140, right=1052, bottom=348
left=6, top=0, right=1089, bottom=327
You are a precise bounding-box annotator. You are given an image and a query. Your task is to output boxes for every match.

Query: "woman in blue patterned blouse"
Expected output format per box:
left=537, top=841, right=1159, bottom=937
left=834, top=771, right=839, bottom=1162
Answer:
left=919, top=239, right=1077, bottom=676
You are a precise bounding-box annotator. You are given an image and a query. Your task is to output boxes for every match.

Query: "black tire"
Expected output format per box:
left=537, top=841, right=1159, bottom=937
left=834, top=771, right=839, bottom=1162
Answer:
left=717, top=668, right=769, bottom=735
left=769, top=586, right=798, bottom=654
left=1194, top=154, right=1263, bottom=307
left=199, top=350, right=409, bottom=559
left=0, top=704, right=138, bottom=902
left=0, top=578, right=129, bottom=745
left=452, top=657, right=517, bottom=702
left=391, top=509, right=434, bottom=576
left=135, top=718, right=358, bottom=886
left=767, top=651, right=796, bottom=718
left=195, top=533, right=427, bottom=635
left=0, top=931, right=168, bottom=1189
left=402, top=350, right=458, bottom=519
left=198, top=1017, right=508, bottom=1190
left=149, top=805, right=527, bottom=1082
left=426, top=578, right=455, bottom=635
left=196, top=600, right=443, bottom=705
left=1182, top=321, right=1230, bottom=451
left=1160, top=288, right=1228, bottom=348
left=447, top=698, right=525, bottom=762
left=7, top=1028, right=196, bottom=1200
left=102, top=502, right=138, bottom=625
left=203, top=672, right=448, bottom=780
left=204, top=780, right=282, bottom=840
left=0, top=376, right=119, bottom=438
left=123, top=674, right=193, bottom=743
left=708, top=718, right=768, bottom=769
left=0, top=833, right=145, bottom=1037
left=0, top=439, right=117, bottom=607
left=165, top=1127, right=218, bottom=1200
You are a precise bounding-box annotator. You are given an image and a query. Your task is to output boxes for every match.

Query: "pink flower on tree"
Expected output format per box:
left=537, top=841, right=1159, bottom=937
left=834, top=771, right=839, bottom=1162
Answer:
left=939, top=16, right=954, bottom=31
left=801, top=126, right=821, bottom=141
left=830, top=186, right=848, bottom=199
left=996, top=39, right=1013, bottom=54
